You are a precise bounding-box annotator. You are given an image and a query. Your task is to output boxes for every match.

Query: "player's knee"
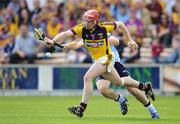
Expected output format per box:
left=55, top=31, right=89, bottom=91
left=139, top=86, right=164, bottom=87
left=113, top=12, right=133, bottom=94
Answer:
left=83, top=74, right=92, bottom=83
left=114, top=78, right=125, bottom=86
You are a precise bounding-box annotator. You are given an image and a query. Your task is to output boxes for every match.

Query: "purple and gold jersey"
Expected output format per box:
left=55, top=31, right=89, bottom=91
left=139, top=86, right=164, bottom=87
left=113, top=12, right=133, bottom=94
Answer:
left=71, top=22, right=117, bottom=60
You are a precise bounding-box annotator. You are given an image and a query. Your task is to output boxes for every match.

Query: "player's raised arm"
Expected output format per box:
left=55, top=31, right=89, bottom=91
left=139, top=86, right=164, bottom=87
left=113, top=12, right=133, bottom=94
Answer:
left=115, top=21, right=138, bottom=50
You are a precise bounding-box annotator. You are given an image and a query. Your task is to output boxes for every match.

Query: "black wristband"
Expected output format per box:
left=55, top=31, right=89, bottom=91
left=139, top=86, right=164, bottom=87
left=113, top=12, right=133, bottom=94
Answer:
left=42, top=34, right=45, bottom=40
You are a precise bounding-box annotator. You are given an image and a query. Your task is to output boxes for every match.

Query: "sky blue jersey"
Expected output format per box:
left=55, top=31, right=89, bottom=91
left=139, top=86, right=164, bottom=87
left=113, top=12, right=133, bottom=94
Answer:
left=110, top=45, right=120, bottom=62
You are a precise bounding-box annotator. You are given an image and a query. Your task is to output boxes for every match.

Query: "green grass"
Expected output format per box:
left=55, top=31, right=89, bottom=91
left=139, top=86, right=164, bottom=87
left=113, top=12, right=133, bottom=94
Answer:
left=0, top=96, right=180, bottom=124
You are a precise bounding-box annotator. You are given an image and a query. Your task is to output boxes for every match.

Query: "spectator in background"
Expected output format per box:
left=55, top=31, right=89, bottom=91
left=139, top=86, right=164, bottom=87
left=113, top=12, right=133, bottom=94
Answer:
left=109, top=0, right=121, bottom=19
left=130, top=0, right=142, bottom=19
left=86, top=1, right=99, bottom=10
left=0, top=15, right=19, bottom=46
left=171, top=2, right=179, bottom=33
left=116, top=2, right=130, bottom=23
left=56, top=2, right=65, bottom=25
left=146, top=0, right=163, bottom=25
left=0, top=33, right=16, bottom=64
left=68, top=12, right=78, bottom=28
left=17, top=0, right=31, bottom=26
left=110, top=1, right=130, bottom=23
left=0, top=33, right=15, bottom=64
left=163, top=0, right=175, bottom=15
left=31, top=0, right=41, bottom=16
left=151, top=38, right=164, bottom=63
left=158, top=35, right=180, bottom=63
left=29, top=14, right=46, bottom=32
left=18, top=0, right=31, bottom=16
left=47, top=16, right=63, bottom=38
left=9, top=24, right=41, bottom=63
left=4, top=33, right=15, bottom=55
left=122, top=8, right=144, bottom=63
left=5, top=6, right=18, bottom=26
left=7, top=0, right=20, bottom=15
left=125, top=8, right=144, bottom=44
left=18, top=9, right=31, bottom=27
left=152, top=13, right=172, bottom=47
left=0, top=8, right=5, bottom=26
left=0, top=0, right=11, bottom=8
left=39, top=7, right=49, bottom=27
left=99, top=0, right=111, bottom=21
left=0, top=46, right=6, bottom=63
left=44, top=0, right=57, bottom=16
left=132, top=0, right=152, bottom=37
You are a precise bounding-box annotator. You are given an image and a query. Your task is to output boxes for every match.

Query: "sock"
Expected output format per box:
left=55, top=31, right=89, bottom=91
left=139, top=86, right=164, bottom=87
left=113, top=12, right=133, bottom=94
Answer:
left=145, top=102, right=157, bottom=114
left=79, top=102, right=87, bottom=113
left=144, top=101, right=151, bottom=107
left=138, top=83, right=146, bottom=91
left=115, top=94, right=125, bottom=103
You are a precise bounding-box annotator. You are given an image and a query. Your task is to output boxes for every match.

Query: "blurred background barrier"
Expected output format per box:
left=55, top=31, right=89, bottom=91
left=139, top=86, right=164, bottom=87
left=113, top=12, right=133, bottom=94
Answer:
left=53, top=65, right=160, bottom=89
left=163, top=65, right=180, bottom=93
left=0, top=66, right=38, bottom=89
left=0, top=64, right=179, bottom=96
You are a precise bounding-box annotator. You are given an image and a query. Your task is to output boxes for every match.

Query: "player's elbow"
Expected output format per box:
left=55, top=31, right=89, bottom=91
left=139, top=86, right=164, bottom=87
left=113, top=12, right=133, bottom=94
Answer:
left=71, top=44, right=79, bottom=50
left=116, top=21, right=126, bottom=30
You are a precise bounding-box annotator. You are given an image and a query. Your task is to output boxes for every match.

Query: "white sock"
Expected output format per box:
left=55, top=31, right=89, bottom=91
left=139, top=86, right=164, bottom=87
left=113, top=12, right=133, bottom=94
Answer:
left=116, top=94, right=125, bottom=103
left=146, top=103, right=157, bottom=114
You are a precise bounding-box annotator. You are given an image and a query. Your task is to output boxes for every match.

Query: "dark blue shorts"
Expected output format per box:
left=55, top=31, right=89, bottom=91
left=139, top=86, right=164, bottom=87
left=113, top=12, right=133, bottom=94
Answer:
left=97, top=62, right=129, bottom=81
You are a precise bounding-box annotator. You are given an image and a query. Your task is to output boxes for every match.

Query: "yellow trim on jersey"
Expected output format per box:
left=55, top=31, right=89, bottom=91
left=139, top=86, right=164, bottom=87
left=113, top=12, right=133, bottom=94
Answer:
left=71, top=23, right=84, bottom=37
left=100, top=22, right=117, bottom=32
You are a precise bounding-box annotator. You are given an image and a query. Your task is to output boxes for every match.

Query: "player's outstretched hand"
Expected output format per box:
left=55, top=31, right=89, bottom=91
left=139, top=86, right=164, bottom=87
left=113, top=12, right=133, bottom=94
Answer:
left=127, top=40, right=138, bottom=51
left=60, top=44, right=68, bottom=51
left=34, top=28, right=54, bottom=46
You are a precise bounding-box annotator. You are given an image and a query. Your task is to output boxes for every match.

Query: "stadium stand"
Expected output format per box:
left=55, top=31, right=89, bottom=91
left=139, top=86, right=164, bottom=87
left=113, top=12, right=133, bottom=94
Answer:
left=0, top=0, right=179, bottom=64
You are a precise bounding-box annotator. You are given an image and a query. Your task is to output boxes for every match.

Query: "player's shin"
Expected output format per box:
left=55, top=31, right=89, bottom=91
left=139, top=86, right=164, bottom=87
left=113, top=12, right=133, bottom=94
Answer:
left=81, top=81, right=93, bottom=104
left=121, top=77, right=140, bottom=87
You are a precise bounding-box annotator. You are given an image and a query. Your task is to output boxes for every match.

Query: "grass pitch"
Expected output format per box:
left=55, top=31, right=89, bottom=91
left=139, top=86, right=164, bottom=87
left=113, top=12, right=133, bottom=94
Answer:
left=0, top=96, right=180, bottom=124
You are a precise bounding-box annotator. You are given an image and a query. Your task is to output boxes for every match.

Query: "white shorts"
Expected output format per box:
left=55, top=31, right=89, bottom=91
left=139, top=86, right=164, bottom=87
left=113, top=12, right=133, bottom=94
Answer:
left=96, top=54, right=115, bottom=73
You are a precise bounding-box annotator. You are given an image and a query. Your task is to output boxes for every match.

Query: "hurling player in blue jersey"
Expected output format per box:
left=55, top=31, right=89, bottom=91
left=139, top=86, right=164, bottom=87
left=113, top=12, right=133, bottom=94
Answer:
left=61, top=34, right=160, bottom=119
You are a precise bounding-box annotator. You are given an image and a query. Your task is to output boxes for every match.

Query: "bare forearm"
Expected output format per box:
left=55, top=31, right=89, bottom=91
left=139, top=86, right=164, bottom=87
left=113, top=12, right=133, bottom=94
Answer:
left=64, top=40, right=84, bottom=50
left=52, top=32, right=67, bottom=43
left=52, top=30, right=74, bottom=44
left=66, top=42, right=80, bottom=49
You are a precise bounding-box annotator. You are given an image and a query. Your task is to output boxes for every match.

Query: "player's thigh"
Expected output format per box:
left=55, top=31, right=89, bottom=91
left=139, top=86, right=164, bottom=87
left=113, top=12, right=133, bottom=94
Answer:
left=102, top=67, right=122, bottom=86
left=114, top=62, right=129, bottom=77
left=84, top=62, right=106, bottom=81
left=96, top=79, right=111, bottom=91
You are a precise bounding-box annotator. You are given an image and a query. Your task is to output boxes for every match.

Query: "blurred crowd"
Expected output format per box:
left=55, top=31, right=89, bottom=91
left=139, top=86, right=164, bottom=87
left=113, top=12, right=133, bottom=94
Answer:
left=0, top=0, right=179, bottom=64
